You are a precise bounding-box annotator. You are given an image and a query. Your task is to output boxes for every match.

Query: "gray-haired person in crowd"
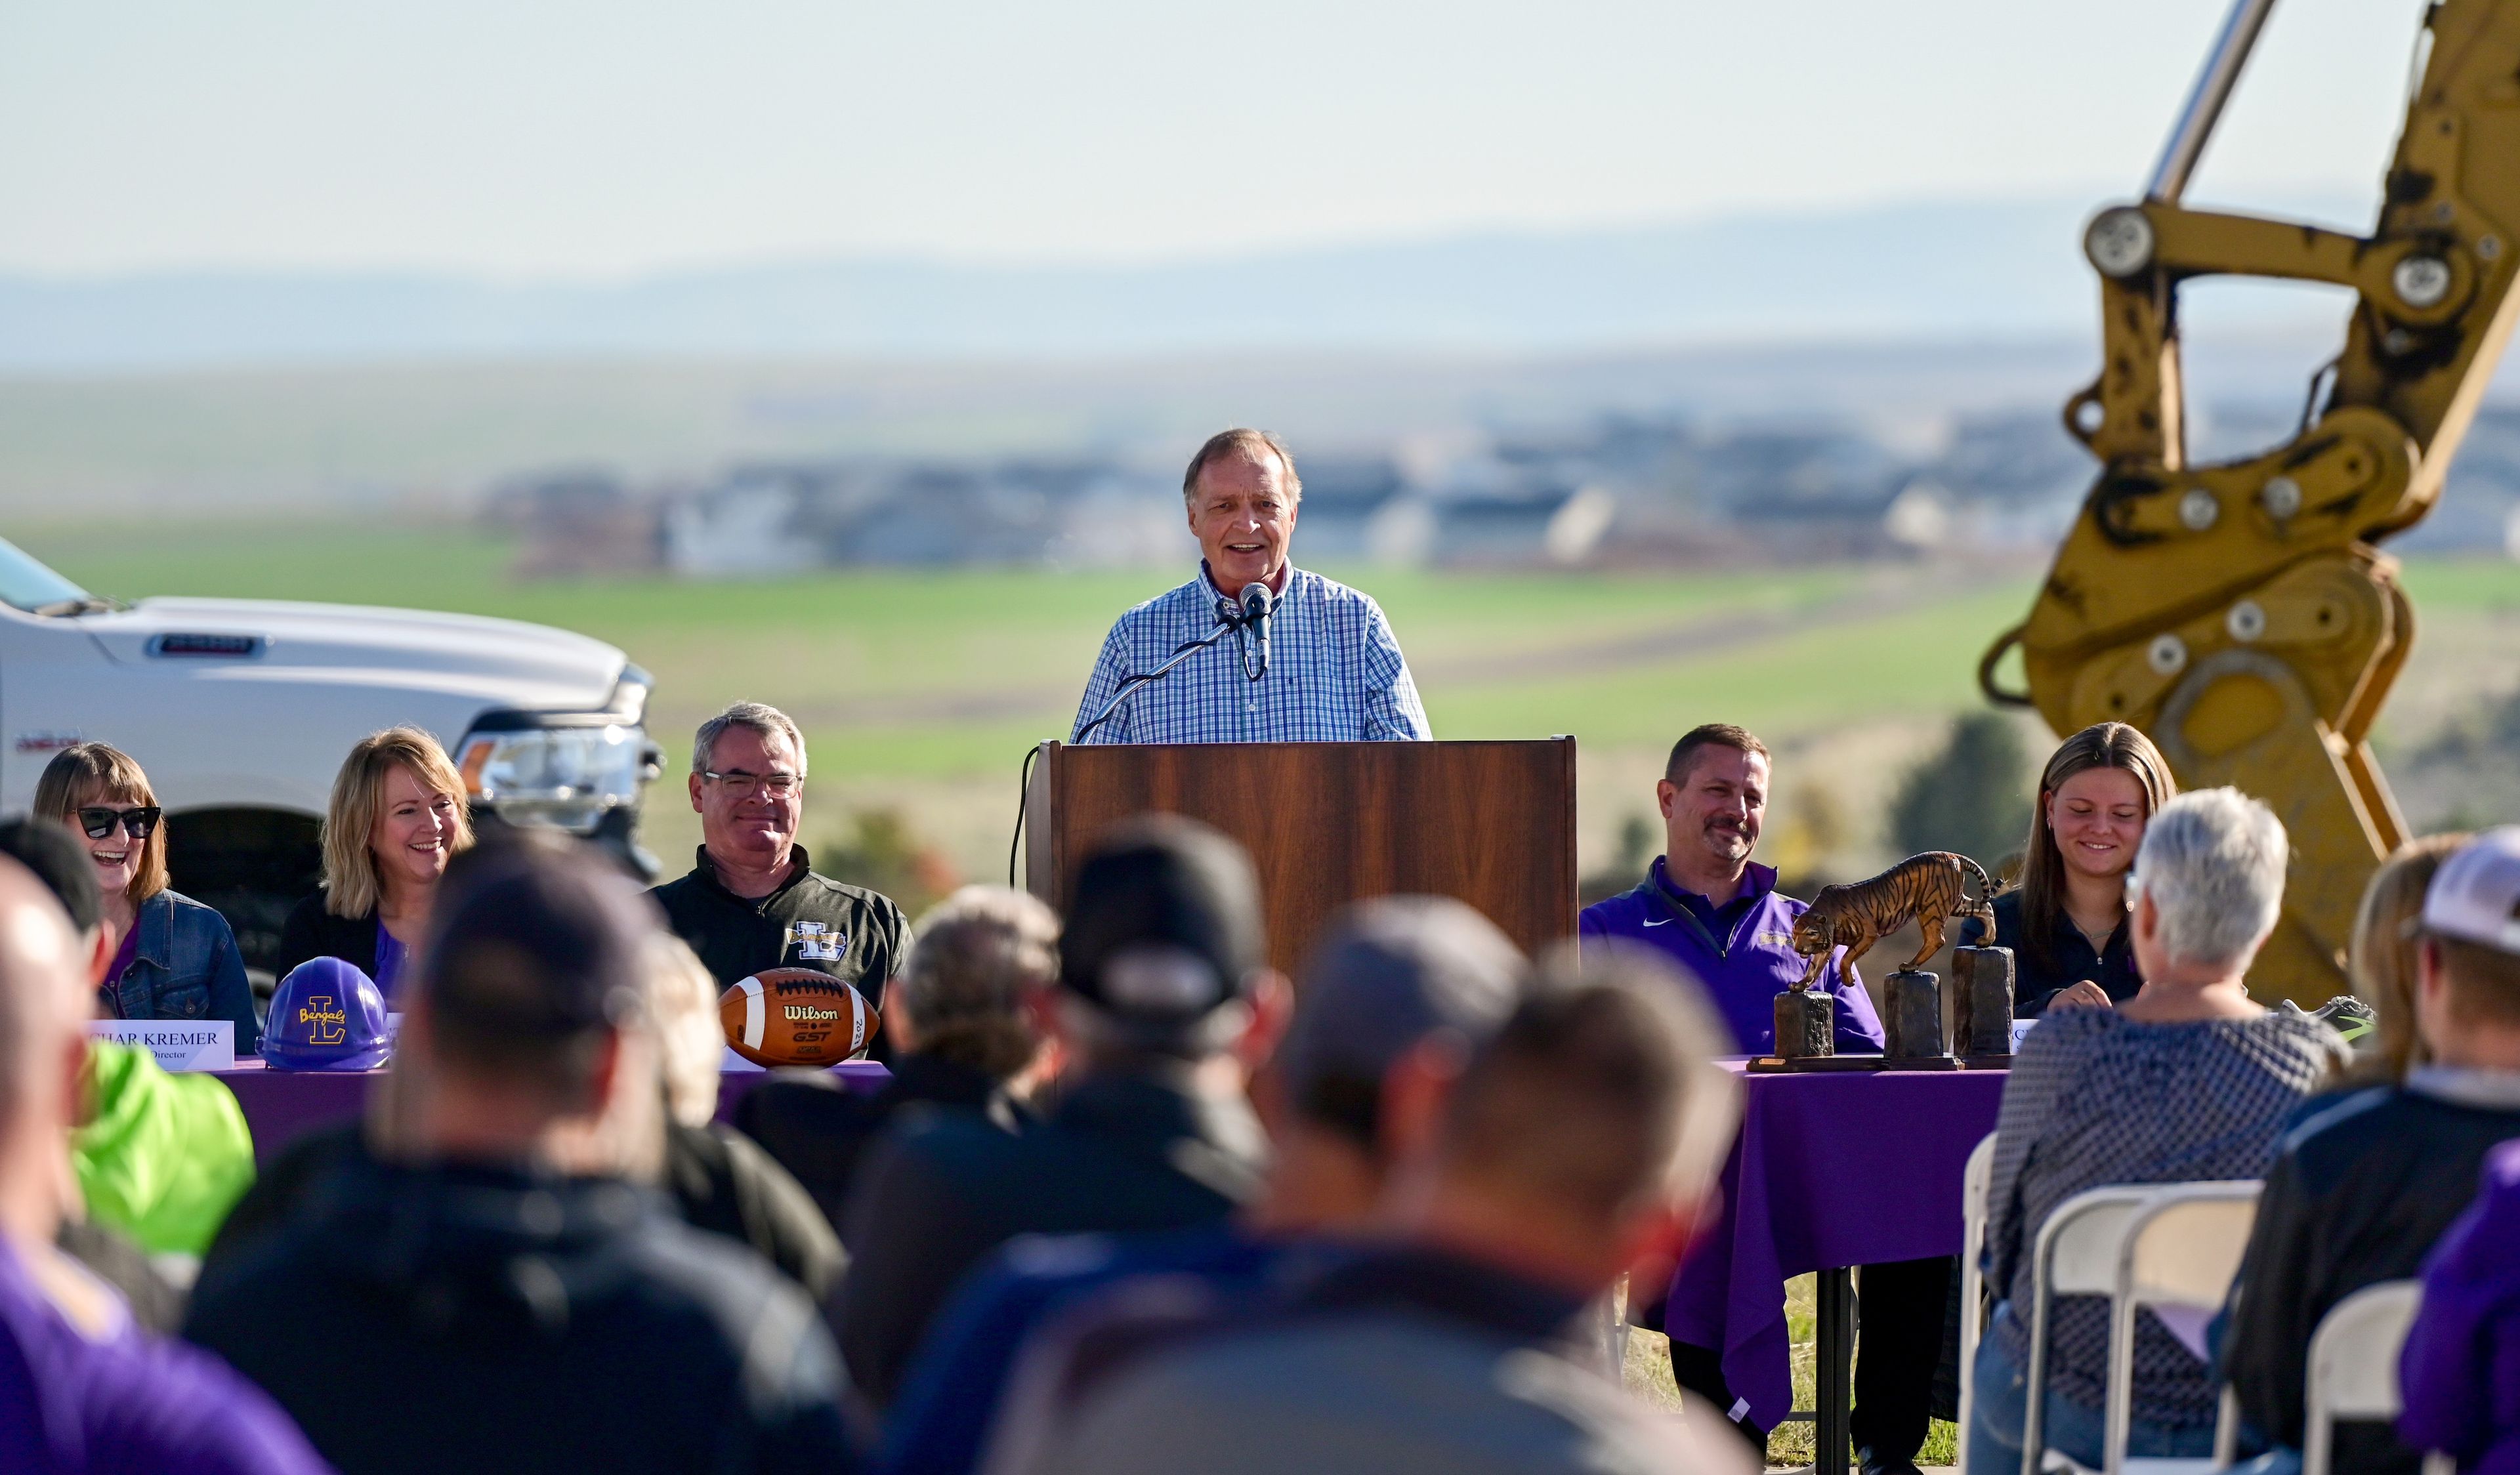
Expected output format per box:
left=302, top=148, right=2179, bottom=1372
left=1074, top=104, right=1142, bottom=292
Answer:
left=737, top=885, right=1059, bottom=1242
left=1968, top=788, right=2349, bottom=1475
left=992, top=944, right=1755, bottom=1475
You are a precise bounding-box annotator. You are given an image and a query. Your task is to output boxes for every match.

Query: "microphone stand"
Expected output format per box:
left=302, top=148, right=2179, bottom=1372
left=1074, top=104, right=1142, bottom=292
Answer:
left=1011, top=600, right=1266, bottom=883
left=1072, top=606, right=1246, bottom=743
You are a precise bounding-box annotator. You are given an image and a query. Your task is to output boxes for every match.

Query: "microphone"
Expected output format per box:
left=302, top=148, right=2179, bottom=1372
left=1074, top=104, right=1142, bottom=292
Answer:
left=1237, top=583, right=1273, bottom=680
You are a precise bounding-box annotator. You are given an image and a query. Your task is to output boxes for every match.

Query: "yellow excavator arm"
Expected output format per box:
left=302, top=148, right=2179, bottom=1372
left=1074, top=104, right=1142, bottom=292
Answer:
left=1981, top=0, right=2520, bottom=1005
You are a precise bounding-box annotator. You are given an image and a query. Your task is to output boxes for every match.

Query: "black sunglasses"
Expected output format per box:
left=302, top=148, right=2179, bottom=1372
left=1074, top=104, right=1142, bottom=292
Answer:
left=76, top=806, right=161, bottom=841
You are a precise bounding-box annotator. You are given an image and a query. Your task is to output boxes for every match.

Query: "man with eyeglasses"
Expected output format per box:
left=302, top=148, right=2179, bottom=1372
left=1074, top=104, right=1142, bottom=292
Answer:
left=650, top=703, right=910, bottom=1037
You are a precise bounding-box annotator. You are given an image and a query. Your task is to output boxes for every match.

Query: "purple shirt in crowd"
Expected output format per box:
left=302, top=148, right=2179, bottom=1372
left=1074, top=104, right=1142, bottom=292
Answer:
left=2401, top=1137, right=2520, bottom=1475
left=0, top=1234, right=331, bottom=1474
left=1579, top=858, right=1883, bottom=1056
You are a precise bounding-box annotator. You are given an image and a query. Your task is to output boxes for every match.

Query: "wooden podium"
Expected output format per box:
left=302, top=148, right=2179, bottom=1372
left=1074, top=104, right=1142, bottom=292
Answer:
left=1022, top=739, right=1577, bottom=975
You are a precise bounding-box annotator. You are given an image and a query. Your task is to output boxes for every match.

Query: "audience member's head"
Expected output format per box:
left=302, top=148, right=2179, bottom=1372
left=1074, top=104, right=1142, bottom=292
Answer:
left=322, top=726, right=474, bottom=920
left=33, top=743, right=169, bottom=917
left=1055, top=816, right=1285, bottom=1070
left=0, top=856, right=96, bottom=1244
left=2126, top=787, right=2286, bottom=986
left=891, top=885, right=1057, bottom=1089
left=2413, top=827, right=2520, bottom=1070
left=1387, top=941, right=1741, bottom=1298
left=1252, top=896, right=1525, bottom=1232
left=1656, top=723, right=1770, bottom=887
left=0, top=818, right=110, bottom=986
left=2345, top=832, right=2471, bottom=1083
left=2017, top=720, right=2176, bottom=965
left=687, top=701, right=808, bottom=875
left=646, top=932, right=726, bottom=1131
left=391, top=835, right=667, bottom=1179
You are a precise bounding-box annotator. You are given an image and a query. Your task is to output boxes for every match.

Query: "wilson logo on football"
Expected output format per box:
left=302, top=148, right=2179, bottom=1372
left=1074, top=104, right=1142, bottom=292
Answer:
left=720, top=968, right=879, bottom=1068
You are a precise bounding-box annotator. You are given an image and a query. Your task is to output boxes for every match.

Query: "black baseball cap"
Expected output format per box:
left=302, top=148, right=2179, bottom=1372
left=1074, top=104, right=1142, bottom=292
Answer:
left=1059, top=816, right=1265, bottom=1047
left=0, top=819, right=102, bottom=936
left=419, top=837, right=659, bottom=1037
left=1276, top=896, right=1526, bottom=1144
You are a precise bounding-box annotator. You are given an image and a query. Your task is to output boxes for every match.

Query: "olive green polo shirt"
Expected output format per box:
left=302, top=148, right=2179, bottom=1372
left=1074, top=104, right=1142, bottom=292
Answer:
left=650, top=844, right=910, bottom=1002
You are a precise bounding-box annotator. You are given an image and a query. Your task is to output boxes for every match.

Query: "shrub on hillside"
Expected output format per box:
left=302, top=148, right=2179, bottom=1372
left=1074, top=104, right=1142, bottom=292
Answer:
left=1889, top=713, right=2030, bottom=871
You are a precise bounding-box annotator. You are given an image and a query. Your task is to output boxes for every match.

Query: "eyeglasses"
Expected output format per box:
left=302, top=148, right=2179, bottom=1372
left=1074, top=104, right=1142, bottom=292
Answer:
left=701, top=770, right=801, bottom=799
left=76, top=806, right=161, bottom=841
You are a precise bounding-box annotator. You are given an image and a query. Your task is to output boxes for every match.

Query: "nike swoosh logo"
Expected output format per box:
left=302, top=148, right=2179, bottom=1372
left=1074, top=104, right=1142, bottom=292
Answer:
left=1641, top=919, right=1670, bottom=927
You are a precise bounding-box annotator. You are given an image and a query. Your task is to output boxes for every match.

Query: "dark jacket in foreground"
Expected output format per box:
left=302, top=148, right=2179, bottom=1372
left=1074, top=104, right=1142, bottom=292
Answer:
left=184, top=1151, right=853, bottom=1475
left=2221, top=1074, right=2520, bottom=1475
left=837, top=1067, right=1267, bottom=1411
left=734, top=1052, right=1030, bottom=1244
left=203, top=1119, right=844, bottom=1304
left=662, top=1117, right=847, bottom=1302
left=997, top=1244, right=1755, bottom=1475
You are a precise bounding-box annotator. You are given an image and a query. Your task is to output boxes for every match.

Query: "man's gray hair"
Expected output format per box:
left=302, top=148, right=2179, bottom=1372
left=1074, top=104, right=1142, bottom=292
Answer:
left=2130, top=787, right=2288, bottom=972
left=896, top=886, right=1058, bottom=1081
left=1182, top=428, right=1303, bottom=506
left=691, top=701, right=807, bottom=778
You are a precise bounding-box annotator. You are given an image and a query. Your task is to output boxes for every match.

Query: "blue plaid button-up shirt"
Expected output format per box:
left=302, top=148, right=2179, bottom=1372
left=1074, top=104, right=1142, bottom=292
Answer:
left=1070, top=564, right=1433, bottom=744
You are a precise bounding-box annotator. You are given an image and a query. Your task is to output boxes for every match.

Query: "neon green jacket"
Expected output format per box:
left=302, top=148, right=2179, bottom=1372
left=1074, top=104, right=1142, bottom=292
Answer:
left=71, top=1040, right=256, bottom=1257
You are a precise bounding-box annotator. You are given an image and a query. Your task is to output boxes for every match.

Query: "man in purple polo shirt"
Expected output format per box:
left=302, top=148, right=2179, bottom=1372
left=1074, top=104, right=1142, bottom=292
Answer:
left=0, top=856, right=330, bottom=1475
left=1579, top=723, right=1881, bottom=1056
left=1582, top=724, right=1945, bottom=1475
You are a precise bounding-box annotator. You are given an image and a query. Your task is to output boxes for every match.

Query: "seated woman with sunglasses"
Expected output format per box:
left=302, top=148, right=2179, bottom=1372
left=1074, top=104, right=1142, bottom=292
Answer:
left=35, top=743, right=259, bottom=1050
left=274, top=726, right=474, bottom=1003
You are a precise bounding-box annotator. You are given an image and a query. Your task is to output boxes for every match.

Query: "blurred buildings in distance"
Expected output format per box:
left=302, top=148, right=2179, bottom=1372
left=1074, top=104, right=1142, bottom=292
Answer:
left=486, top=402, right=2520, bottom=579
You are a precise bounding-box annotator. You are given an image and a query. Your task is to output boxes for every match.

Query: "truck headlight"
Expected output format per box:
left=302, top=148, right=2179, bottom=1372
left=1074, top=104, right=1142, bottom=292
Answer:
left=457, top=724, right=662, bottom=834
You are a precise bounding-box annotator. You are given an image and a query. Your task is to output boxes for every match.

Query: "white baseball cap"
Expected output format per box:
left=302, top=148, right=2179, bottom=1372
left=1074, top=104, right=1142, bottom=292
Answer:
left=2422, top=827, right=2520, bottom=956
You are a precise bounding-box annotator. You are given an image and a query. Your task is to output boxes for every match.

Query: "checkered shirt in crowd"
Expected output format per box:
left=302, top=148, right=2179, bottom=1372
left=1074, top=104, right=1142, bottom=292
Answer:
left=1983, top=1006, right=2346, bottom=1427
left=1070, top=565, right=1432, bottom=744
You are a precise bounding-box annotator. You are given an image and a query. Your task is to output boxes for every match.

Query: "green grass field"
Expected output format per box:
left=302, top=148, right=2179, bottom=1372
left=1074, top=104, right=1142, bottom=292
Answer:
left=18, top=520, right=2520, bottom=886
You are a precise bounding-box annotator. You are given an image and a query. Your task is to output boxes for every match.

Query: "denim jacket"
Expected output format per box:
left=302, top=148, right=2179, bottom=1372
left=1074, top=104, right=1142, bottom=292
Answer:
left=105, top=889, right=259, bottom=1052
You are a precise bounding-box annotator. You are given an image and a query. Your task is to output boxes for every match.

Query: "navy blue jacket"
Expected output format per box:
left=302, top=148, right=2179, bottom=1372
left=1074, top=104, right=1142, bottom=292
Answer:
left=879, top=1222, right=1297, bottom=1475
left=104, top=888, right=259, bottom=1052
left=839, top=1068, right=1268, bottom=1411
left=1580, top=858, right=1882, bottom=1055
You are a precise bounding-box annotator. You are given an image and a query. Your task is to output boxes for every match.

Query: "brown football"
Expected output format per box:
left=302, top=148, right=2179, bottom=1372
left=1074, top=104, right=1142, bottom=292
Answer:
left=719, top=968, right=881, bottom=1068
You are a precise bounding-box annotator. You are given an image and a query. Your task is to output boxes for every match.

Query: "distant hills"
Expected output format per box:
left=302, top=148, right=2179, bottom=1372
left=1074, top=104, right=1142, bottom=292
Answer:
left=0, top=196, right=2376, bottom=373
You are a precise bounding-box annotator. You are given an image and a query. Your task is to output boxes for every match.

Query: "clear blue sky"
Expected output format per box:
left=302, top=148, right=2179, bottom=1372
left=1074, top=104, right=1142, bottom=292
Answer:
left=0, top=0, right=2424, bottom=278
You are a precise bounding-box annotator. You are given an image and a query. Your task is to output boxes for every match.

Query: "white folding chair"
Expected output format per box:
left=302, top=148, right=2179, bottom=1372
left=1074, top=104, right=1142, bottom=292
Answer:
left=2023, top=1184, right=2250, bottom=1475
left=2101, top=1184, right=2261, bottom=1475
left=2022, top=1186, right=2158, bottom=1475
left=1958, top=1131, right=2000, bottom=1453
left=2302, top=1280, right=2452, bottom=1475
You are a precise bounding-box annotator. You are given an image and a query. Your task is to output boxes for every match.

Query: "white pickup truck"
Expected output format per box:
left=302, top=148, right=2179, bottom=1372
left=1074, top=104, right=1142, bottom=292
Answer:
left=0, top=535, right=662, bottom=973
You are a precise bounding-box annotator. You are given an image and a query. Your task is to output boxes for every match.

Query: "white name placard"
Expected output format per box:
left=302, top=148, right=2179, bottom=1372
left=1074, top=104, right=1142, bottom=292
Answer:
left=87, top=1020, right=236, bottom=1073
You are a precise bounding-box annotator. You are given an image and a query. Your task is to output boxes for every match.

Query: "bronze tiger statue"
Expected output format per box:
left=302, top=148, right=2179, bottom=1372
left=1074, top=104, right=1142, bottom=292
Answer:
left=1788, top=851, right=2003, bottom=988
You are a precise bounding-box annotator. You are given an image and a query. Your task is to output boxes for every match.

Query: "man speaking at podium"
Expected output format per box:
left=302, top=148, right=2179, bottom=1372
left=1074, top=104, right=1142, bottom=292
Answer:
left=1071, top=428, right=1432, bottom=745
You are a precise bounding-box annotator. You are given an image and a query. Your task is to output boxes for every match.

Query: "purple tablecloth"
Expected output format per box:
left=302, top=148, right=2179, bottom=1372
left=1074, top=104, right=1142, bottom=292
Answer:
left=213, top=1061, right=892, bottom=1165
left=1663, top=1061, right=2007, bottom=1430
